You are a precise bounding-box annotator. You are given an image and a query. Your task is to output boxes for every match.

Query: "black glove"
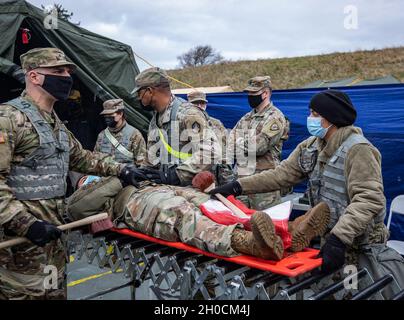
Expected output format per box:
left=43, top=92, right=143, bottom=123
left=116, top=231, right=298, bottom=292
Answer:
left=119, top=165, right=150, bottom=187
left=142, top=166, right=181, bottom=186
left=317, top=233, right=346, bottom=274
left=25, top=221, right=62, bottom=247
left=208, top=180, right=243, bottom=198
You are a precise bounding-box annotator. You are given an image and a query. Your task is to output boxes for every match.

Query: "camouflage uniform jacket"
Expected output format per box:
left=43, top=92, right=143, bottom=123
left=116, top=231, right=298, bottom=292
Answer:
left=143, top=95, right=221, bottom=185
left=208, top=116, right=227, bottom=151
left=238, top=126, right=388, bottom=247
left=94, top=120, right=146, bottom=166
left=0, top=91, right=123, bottom=237
left=227, top=102, right=289, bottom=176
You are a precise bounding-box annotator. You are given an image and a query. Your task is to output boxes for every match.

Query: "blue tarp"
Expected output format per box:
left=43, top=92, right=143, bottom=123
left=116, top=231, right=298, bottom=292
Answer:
left=179, top=84, right=404, bottom=240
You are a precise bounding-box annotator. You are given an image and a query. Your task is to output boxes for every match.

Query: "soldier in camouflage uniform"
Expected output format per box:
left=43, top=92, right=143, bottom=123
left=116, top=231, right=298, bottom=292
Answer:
left=187, top=90, right=228, bottom=151
left=211, top=90, right=404, bottom=298
left=186, top=90, right=234, bottom=185
left=121, top=67, right=223, bottom=186
left=70, top=176, right=324, bottom=262
left=0, top=48, right=126, bottom=300
left=69, top=179, right=328, bottom=262
left=94, top=99, right=146, bottom=165
left=227, top=76, right=289, bottom=210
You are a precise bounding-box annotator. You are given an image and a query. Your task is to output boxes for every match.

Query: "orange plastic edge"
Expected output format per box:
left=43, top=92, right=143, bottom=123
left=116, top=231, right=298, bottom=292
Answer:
left=112, top=228, right=322, bottom=277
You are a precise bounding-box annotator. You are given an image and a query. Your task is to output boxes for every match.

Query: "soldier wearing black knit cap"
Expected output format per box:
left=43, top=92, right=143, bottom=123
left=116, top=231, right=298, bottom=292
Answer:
left=210, top=89, right=404, bottom=299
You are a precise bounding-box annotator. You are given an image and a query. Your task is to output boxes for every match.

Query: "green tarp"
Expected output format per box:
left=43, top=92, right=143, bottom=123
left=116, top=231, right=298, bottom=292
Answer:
left=0, top=0, right=150, bottom=134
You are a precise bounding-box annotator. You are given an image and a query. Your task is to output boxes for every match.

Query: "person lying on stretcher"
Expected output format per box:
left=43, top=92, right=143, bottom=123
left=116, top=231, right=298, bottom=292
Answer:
left=66, top=174, right=330, bottom=261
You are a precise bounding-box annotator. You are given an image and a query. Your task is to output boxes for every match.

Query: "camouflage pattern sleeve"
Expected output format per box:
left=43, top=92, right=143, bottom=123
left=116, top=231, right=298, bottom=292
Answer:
left=238, top=138, right=309, bottom=194
left=93, top=130, right=103, bottom=152
left=176, top=108, right=220, bottom=184
left=211, top=118, right=228, bottom=149
left=68, top=129, right=123, bottom=176
left=255, top=118, right=283, bottom=156
left=130, top=129, right=147, bottom=166
left=141, top=120, right=155, bottom=167
left=0, top=111, right=37, bottom=236
left=226, top=120, right=242, bottom=165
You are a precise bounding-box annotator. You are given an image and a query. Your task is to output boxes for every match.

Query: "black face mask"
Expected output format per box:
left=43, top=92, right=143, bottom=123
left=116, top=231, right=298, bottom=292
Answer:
left=38, top=73, right=73, bottom=101
left=248, top=93, right=264, bottom=109
left=104, top=116, right=117, bottom=128
left=139, top=100, right=153, bottom=111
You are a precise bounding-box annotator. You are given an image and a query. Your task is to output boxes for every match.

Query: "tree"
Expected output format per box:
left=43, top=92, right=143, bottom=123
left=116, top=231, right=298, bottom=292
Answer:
left=177, top=45, right=224, bottom=68
left=41, top=3, right=80, bottom=25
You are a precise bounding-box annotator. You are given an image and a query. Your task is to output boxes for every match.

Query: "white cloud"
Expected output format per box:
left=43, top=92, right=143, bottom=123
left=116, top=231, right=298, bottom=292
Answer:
left=29, top=0, right=404, bottom=70
left=85, top=21, right=121, bottom=37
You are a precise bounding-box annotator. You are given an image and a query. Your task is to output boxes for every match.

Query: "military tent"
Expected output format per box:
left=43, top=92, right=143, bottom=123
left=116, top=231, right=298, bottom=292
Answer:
left=0, top=0, right=150, bottom=150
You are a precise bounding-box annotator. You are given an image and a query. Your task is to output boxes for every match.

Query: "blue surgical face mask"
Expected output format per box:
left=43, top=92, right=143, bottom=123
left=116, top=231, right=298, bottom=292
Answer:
left=307, top=116, right=332, bottom=139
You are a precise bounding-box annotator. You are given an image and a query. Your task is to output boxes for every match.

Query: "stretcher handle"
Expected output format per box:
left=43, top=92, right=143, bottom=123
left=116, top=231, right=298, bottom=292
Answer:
left=214, top=193, right=250, bottom=219
left=0, top=212, right=108, bottom=250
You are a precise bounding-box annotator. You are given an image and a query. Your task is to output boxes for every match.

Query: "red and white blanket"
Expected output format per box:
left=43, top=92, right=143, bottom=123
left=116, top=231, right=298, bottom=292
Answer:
left=200, top=196, right=292, bottom=250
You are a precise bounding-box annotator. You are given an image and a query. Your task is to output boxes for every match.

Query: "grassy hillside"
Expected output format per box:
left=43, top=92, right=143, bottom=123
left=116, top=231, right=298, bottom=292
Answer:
left=168, top=47, right=404, bottom=90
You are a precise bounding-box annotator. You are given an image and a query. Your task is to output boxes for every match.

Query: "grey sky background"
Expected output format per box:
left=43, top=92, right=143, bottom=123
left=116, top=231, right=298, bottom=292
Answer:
left=29, top=0, right=404, bottom=71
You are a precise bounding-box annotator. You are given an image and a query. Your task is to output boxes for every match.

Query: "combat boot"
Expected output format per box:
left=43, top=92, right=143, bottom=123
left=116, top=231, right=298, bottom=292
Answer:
left=231, top=211, right=284, bottom=261
left=288, top=214, right=307, bottom=234
left=290, top=202, right=330, bottom=252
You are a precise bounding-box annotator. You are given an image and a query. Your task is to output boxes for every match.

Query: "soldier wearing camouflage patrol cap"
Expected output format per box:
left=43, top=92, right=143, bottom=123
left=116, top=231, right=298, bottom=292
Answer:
left=187, top=90, right=208, bottom=105
left=187, top=90, right=228, bottom=160
left=0, top=47, right=131, bottom=300
left=21, top=47, right=77, bottom=73
left=131, top=66, right=171, bottom=96
left=94, top=99, right=146, bottom=165
left=121, top=66, right=223, bottom=186
left=100, top=98, right=125, bottom=115
left=227, top=76, right=290, bottom=210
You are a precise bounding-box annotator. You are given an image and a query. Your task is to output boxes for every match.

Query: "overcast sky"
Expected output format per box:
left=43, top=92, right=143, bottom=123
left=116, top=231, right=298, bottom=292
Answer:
left=29, top=0, right=404, bottom=70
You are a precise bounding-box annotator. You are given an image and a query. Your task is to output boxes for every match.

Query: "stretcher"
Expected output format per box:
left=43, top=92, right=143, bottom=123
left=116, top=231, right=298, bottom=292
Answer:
left=112, top=227, right=322, bottom=277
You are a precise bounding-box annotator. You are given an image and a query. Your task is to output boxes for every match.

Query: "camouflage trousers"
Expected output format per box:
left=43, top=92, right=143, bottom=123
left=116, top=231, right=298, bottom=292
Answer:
left=237, top=190, right=281, bottom=211
left=120, top=185, right=239, bottom=257
left=0, top=239, right=66, bottom=300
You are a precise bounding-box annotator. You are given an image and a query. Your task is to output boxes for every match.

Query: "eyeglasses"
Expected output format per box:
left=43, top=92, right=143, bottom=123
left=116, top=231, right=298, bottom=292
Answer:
left=138, top=87, right=152, bottom=99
